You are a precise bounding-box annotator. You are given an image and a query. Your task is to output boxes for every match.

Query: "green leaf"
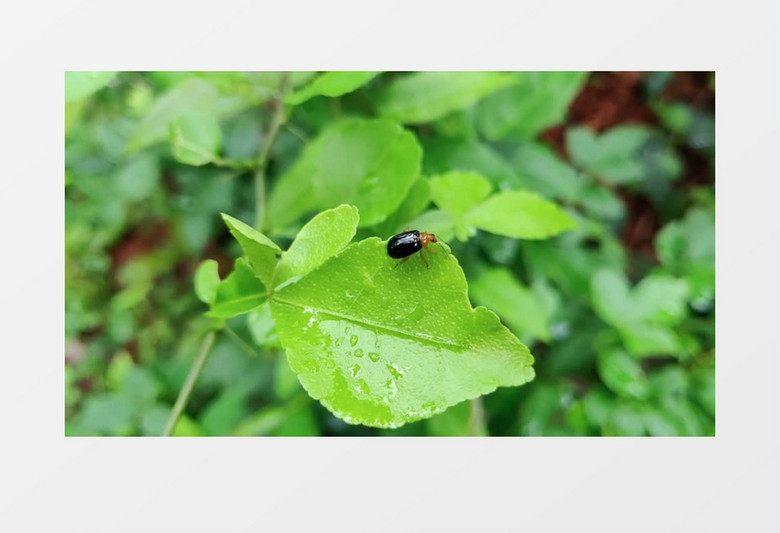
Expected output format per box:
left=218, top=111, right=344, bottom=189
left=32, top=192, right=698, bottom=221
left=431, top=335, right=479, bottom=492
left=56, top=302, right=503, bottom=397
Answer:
left=619, top=325, right=685, bottom=358
left=127, top=79, right=221, bottom=151
left=405, top=209, right=457, bottom=243
left=115, top=154, right=160, bottom=201
left=377, top=72, right=517, bottom=124
left=476, top=71, right=587, bottom=140
left=633, top=275, right=690, bottom=324
left=169, top=112, right=223, bottom=166
left=247, top=302, right=279, bottom=347
left=65, top=99, right=87, bottom=135
left=469, top=267, right=550, bottom=342
left=372, top=177, right=431, bottom=237
left=268, top=118, right=422, bottom=228
left=590, top=269, right=636, bottom=325
left=465, top=190, right=577, bottom=239
left=209, top=258, right=266, bottom=319
left=509, top=142, right=584, bottom=202
left=269, top=238, right=534, bottom=428
left=65, top=71, right=117, bottom=103
left=421, top=137, right=522, bottom=189
left=221, top=213, right=281, bottom=287
left=428, top=171, right=492, bottom=219
left=286, top=71, right=380, bottom=105
left=275, top=204, right=359, bottom=285
left=597, top=349, right=649, bottom=399
left=566, top=125, right=682, bottom=184
left=591, top=269, right=690, bottom=328
left=656, top=207, right=715, bottom=305
left=590, top=269, right=690, bottom=358
left=194, top=259, right=220, bottom=304
left=200, top=384, right=252, bottom=435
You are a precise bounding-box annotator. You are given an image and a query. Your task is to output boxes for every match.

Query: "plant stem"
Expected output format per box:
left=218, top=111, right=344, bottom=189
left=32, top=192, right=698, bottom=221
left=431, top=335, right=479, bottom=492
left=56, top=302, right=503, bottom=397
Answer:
left=224, top=325, right=260, bottom=358
left=254, top=72, right=292, bottom=230
left=162, top=330, right=216, bottom=437
left=468, top=397, right=486, bottom=436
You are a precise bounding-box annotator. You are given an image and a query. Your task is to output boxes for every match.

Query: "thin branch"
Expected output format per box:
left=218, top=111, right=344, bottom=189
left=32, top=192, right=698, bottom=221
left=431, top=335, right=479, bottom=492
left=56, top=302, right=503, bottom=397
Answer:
left=224, top=325, right=260, bottom=357
left=254, top=72, right=292, bottom=230
left=162, top=330, right=216, bottom=437
left=468, top=397, right=486, bottom=436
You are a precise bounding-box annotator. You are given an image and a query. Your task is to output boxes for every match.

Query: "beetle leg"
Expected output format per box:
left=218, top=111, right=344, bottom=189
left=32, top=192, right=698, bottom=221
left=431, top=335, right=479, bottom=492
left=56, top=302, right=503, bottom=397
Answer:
left=420, top=248, right=430, bottom=269
left=394, top=257, right=411, bottom=268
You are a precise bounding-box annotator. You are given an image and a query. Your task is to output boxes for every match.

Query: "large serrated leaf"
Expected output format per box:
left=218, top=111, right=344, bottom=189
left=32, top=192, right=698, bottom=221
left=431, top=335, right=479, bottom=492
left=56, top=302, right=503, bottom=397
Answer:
left=269, top=238, right=534, bottom=428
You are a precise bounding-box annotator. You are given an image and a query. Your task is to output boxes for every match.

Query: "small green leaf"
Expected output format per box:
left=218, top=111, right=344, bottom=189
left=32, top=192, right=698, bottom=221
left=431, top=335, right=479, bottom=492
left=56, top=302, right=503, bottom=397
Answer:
left=633, top=275, right=690, bottom=324
left=247, top=302, right=279, bottom=347
left=405, top=209, right=457, bottom=243
left=465, top=190, right=577, bottom=239
left=65, top=71, right=117, bottom=103
left=476, top=72, right=587, bottom=140
left=597, top=349, right=649, bottom=399
left=590, top=269, right=636, bottom=326
left=275, top=204, right=359, bottom=285
left=127, top=79, right=221, bottom=152
left=429, top=171, right=492, bottom=218
left=566, top=125, right=682, bottom=184
left=590, top=269, right=690, bottom=358
left=209, top=258, right=267, bottom=319
left=619, top=324, right=685, bottom=358
left=656, top=207, right=715, bottom=305
left=269, top=238, right=534, bottom=428
left=469, top=267, right=550, bottom=342
left=194, top=259, right=220, bottom=304
left=286, top=71, right=381, bottom=105
left=372, top=177, right=431, bottom=237
left=509, top=142, right=584, bottom=202
left=421, top=137, right=522, bottom=189
left=115, top=155, right=160, bottom=201
left=268, top=118, right=422, bottom=228
left=169, top=112, right=223, bottom=166
left=221, top=213, right=281, bottom=287
left=377, top=72, right=517, bottom=124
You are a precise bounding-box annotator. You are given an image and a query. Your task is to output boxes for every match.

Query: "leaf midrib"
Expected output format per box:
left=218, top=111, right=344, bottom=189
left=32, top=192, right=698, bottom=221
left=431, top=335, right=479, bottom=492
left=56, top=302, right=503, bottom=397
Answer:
left=271, top=296, right=467, bottom=350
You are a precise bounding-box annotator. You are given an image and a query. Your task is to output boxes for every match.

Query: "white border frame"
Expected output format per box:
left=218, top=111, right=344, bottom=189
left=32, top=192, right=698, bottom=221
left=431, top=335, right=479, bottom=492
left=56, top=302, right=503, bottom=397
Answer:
left=2, top=1, right=779, bottom=531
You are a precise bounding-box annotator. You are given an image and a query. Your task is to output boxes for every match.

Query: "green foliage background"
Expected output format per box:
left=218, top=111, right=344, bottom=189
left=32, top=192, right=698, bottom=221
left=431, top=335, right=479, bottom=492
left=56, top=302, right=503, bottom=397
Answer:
left=65, top=71, right=715, bottom=436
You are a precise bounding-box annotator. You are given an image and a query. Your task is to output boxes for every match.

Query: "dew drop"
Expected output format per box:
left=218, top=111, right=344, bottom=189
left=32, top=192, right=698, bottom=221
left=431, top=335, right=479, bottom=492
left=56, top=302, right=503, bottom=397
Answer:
left=350, top=334, right=359, bottom=347
left=386, top=362, right=406, bottom=379
left=349, top=363, right=361, bottom=377
left=335, top=338, right=343, bottom=347
left=354, top=348, right=364, bottom=358
left=357, top=379, right=371, bottom=395
left=368, top=352, right=380, bottom=362
left=324, top=358, right=335, bottom=369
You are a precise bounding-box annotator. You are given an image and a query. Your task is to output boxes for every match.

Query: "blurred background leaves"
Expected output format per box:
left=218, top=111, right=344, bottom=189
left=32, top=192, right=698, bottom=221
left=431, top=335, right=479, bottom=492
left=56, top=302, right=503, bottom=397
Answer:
left=65, top=71, right=714, bottom=436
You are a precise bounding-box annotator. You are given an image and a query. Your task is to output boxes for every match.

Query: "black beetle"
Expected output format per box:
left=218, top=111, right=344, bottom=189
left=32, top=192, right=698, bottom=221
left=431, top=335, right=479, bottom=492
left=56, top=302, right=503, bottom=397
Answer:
left=387, top=230, right=438, bottom=267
